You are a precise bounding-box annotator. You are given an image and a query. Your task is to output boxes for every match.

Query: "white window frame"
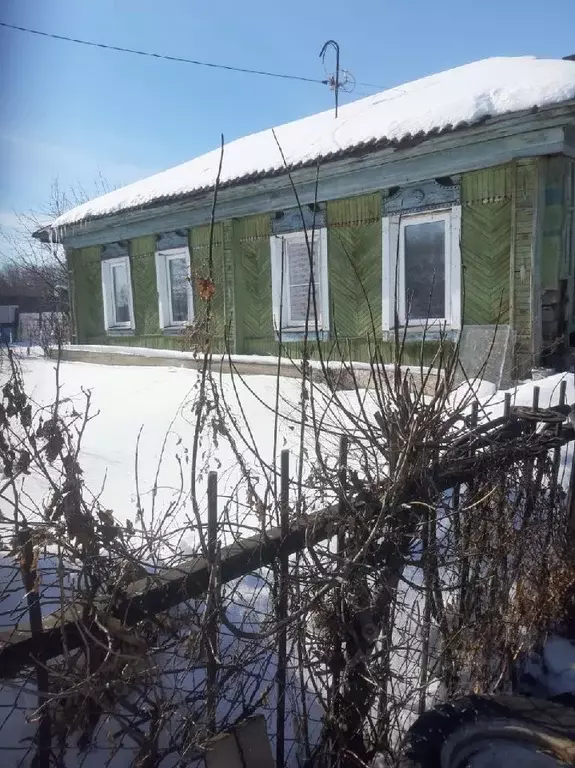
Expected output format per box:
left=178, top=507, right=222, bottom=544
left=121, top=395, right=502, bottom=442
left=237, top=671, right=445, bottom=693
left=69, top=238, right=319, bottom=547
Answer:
left=382, top=206, right=461, bottom=331
left=155, top=247, right=193, bottom=329
left=101, top=255, right=135, bottom=331
left=270, top=228, right=329, bottom=333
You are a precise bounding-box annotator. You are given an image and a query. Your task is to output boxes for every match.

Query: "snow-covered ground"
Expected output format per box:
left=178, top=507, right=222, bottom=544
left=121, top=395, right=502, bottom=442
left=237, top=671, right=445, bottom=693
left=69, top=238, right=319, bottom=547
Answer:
left=11, top=355, right=571, bottom=538
left=6, top=354, right=315, bottom=548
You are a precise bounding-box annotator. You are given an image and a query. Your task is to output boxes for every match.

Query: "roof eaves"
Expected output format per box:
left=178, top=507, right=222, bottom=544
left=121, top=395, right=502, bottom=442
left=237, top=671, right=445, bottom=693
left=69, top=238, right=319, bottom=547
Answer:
left=38, top=99, right=575, bottom=242
left=36, top=120, right=481, bottom=242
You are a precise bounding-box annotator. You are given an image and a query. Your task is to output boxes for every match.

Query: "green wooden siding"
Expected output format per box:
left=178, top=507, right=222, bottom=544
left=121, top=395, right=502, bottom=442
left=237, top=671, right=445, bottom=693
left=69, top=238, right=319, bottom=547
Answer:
left=461, top=165, right=512, bottom=205
left=327, top=194, right=382, bottom=341
left=69, top=246, right=103, bottom=342
left=512, top=159, right=538, bottom=375
left=234, top=195, right=383, bottom=360
left=131, top=236, right=160, bottom=336
left=189, top=222, right=228, bottom=349
left=461, top=169, right=512, bottom=325
left=233, top=215, right=273, bottom=353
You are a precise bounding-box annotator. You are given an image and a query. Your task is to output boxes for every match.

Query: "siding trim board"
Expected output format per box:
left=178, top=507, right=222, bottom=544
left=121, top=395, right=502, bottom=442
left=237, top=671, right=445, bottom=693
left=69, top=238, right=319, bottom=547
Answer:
left=512, top=160, right=538, bottom=375
left=531, top=158, right=546, bottom=362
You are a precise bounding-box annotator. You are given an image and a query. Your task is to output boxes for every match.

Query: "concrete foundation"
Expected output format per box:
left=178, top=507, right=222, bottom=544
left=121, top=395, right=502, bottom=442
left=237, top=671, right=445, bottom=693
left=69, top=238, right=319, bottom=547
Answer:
left=51, top=345, right=441, bottom=393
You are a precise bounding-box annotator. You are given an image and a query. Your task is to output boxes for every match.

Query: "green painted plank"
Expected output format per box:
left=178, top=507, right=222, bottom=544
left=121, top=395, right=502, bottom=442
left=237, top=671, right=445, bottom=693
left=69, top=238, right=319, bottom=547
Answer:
left=461, top=195, right=512, bottom=325
left=131, top=236, right=160, bottom=336
left=541, top=156, right=568, bottom=288
left=243, top=337, right=445, bottom=366
left=233, top=215, right=273, bottom=352
left=513, top=159, right=538, bottom=376
left=461, top=166, right=512, bottom=204
left=189, top=223, right=227, bottom=349
left=70, top=246, right=103, bottom=342
left=327, top=193, right=382, bottom=341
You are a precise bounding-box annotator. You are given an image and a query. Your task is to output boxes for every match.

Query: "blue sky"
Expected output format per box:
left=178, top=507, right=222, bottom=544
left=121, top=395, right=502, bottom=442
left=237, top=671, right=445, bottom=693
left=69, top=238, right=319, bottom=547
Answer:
left=1, top=0, right=574, bottom=233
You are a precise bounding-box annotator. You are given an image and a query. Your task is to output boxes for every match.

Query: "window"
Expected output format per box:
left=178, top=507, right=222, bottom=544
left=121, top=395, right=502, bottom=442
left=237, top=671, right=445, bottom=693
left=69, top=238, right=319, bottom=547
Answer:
left=101, top=256, right=134, bottom=330
left=382, top=207, right=461, bottom=330
left=155, top=247, right=193, bottom=328
left=270, top=229, right=329, bottom=333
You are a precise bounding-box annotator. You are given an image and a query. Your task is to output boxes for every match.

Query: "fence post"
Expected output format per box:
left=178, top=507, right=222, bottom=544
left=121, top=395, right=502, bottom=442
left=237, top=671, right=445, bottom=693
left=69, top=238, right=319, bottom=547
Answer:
left=549, top=380, right=567, bottom=504
left=331, top=435, right=348, bottom=757
left=457, top=402, right=478, bottom=647
left=18, top=527, right=51, bottom=768
left=276, top=450, right=290, bottom=768
left=206, top=471, right=219, bottom=734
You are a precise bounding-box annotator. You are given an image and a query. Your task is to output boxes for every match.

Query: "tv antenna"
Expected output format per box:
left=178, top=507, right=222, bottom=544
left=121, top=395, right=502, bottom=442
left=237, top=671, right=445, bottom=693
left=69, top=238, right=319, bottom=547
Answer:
left=319, top=39, right=355, bottom=118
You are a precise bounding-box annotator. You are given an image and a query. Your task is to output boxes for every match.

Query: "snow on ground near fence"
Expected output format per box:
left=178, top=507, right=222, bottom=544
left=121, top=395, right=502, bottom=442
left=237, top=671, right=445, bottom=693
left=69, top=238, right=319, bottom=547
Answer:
left=6, top=355, right=574, bottom=547
left=11, top=355, right=315, bottom=548
left=50, top=57, right=575, bottom=228
left=2, top=356, right=575, bottom=765
left=6, top=353, right=435, bottom=549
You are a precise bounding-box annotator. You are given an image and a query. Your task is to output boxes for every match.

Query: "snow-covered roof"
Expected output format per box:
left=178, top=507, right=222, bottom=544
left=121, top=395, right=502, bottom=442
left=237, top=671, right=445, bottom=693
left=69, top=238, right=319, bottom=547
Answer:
left=52, top=56, right=575, bottom=229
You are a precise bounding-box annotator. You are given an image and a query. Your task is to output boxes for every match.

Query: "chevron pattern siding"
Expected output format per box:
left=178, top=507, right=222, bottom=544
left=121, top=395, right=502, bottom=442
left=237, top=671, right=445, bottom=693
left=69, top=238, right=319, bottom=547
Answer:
left=71, top=247, right=103, bottom=342
left=327, top=194, right=382, bottom=342
left=222, top=220, right=236, bottom=351
left=461, top=199, right=511, bottom=325
left=131, top=236, right=160, bottom=336
left=233, top=215, right=273, bottom=351
left=190, top=223, right=226, bottom=345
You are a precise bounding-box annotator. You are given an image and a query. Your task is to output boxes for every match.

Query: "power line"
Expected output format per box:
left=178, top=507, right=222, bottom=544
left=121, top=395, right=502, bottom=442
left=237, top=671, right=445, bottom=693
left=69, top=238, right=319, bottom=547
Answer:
left=0, top=21, right=325, bottom=84
left=356, top=80, right=387, bottom=90
left=0, top=20, right=386, bottom=92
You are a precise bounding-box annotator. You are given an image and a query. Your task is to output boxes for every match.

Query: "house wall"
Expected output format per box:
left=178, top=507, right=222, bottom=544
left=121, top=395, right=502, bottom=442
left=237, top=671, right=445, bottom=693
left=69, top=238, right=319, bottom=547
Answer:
left=538, top=156, right=575, bottom=354
left=69, top=160, right=551, bottom=374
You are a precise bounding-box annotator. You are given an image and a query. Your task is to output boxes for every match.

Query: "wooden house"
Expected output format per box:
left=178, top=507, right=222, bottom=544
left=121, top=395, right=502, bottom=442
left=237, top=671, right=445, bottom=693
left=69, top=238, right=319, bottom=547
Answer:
left=37, top=56, right=575, bottom=379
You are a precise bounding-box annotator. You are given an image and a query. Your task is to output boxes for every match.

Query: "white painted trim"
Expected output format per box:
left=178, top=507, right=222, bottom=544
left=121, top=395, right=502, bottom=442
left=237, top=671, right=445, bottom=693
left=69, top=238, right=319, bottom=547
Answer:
left=154, top=246, right=193, bottom=329
left=270, top=227, right=329, bottom=333
left=381, top=216, right=400, bottom=331
left=382, top=206, right=462, bottom=331
left=319, top=227, right=330, bottom=333
left=101, top=255, right=135, bottom=331
left=450, top=205, right=462, bottom=330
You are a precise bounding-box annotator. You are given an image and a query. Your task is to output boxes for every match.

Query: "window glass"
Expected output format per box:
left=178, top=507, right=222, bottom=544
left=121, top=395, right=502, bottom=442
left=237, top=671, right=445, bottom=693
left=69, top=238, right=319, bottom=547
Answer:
left=403, top=219, right=445, bottom=320
left=112, top=263, right=130, bottom=324
left=286, top=234, right=319, bottom=325
left=168, top=257, right=189, bottom=323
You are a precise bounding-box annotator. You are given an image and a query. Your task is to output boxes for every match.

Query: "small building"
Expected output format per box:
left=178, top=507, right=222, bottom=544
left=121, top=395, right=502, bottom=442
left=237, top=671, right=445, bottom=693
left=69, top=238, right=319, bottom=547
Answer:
left=0, top=305, right=19, bottom=344
left=37, top=56, right=575, bottom=379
